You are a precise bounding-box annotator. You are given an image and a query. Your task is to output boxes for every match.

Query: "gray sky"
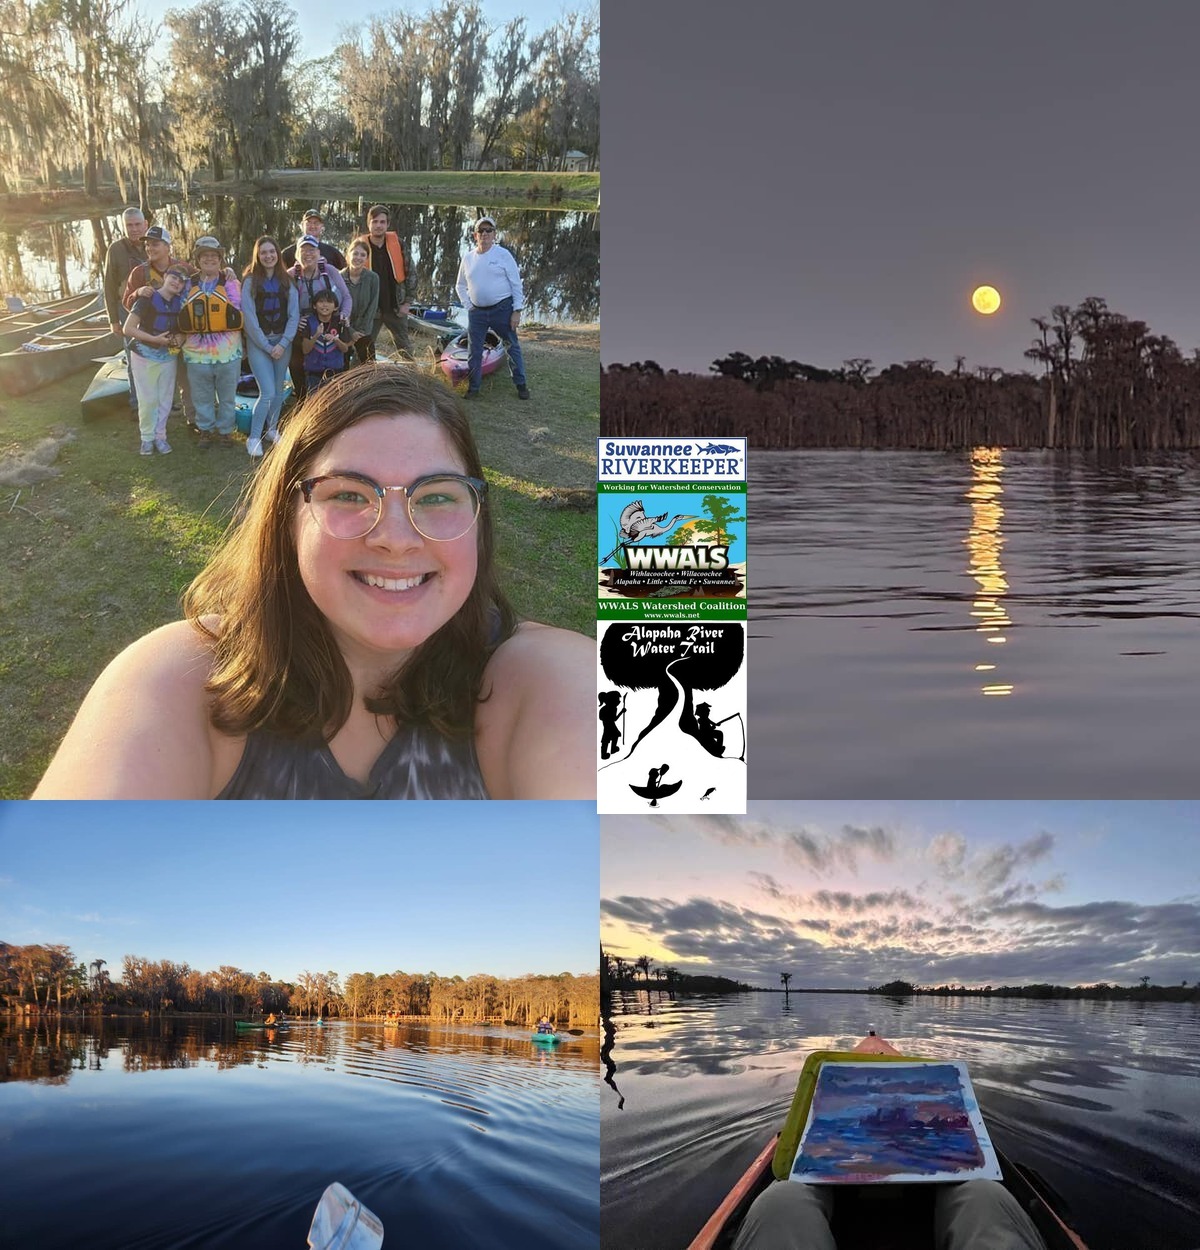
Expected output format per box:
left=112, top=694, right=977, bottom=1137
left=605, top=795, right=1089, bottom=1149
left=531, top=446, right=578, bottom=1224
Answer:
left=602, top=802, right=1200, bottom=988
left=602, top=1, right=1200, bottom=376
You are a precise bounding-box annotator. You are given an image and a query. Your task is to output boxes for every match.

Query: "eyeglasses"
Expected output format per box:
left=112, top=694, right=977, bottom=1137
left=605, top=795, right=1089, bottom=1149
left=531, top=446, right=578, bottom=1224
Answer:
left=476, top=226, right=495, bottom=233
left=297, top=471, right=486, bottom=541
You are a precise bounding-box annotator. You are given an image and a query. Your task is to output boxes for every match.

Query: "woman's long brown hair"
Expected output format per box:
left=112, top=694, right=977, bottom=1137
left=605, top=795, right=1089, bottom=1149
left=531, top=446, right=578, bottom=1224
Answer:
left=182, top=363, right=517, bottom=742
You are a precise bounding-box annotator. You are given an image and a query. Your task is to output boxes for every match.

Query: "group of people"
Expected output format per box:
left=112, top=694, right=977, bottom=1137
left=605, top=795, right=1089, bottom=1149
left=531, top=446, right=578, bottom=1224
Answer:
left=102, top=205, right=531, bottom=459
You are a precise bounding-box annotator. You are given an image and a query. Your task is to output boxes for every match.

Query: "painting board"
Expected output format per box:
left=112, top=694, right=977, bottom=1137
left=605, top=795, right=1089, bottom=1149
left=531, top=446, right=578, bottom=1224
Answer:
left=788, top=1060, right=1002, bottom=1185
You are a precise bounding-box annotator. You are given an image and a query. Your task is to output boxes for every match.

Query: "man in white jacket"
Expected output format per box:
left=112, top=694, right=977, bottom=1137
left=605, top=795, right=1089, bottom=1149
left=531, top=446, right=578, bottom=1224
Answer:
left=454, top=215, right=530, bottom=400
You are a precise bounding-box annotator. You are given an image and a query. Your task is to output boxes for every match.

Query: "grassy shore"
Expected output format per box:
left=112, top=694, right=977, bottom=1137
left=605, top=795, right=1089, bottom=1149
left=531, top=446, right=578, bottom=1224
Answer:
left=1, top=170, right=599, bottom=228
left=0, top=324, right=597, bottom=798
left=234, top=169, right=600, bottom=211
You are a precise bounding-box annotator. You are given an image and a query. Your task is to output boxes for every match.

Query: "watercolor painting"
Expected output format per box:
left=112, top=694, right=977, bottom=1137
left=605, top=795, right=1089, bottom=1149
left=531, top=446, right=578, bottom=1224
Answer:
left=789, top=1061, right=1002, bottom=1185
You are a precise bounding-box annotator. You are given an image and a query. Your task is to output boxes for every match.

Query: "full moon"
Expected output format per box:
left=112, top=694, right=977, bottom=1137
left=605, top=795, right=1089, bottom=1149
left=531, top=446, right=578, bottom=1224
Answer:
left=971, top=285, right=1001, bottom=315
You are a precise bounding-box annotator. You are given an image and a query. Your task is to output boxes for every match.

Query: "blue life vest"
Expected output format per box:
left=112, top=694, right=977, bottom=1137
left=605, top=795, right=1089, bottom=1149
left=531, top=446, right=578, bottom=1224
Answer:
left=304, top=314, right=346, bottom=373
left=254, top=276, right=286, bottom=335
left=146, top=289, right=182, bottom=336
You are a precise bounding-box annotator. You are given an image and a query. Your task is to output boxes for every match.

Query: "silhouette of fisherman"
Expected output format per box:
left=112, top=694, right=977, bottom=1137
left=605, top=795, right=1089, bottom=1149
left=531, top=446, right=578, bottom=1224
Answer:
left=694, top=703, right=725, bottom=755
left=598, top=690, right=623, bottom=759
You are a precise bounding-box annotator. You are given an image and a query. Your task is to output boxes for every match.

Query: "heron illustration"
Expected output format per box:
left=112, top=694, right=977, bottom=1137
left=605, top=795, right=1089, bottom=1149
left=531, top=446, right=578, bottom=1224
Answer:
left=600, top=499, right=700, bottom=565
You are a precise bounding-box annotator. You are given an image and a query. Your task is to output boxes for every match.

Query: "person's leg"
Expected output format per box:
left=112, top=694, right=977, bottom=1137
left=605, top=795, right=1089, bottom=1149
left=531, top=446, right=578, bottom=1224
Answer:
left=466, top=305, right=488, bottom=394
left=213, top=356, right=240, bottom=437
left=491, top=303, right=527, bottom=391
left=152, top=359, right=177, bottom=448
left=934, top=1181, right=1048, bottom=1250
left=245, top=340, right=273, bottom=448
left=129, top=353, right=157, bottom=448
left=731, top=1182, right=837, bottom=1250
left=289, top=338, right=307, bottom=402
left=381, top=307, right=411, bottom=356
left=188, top=360, right=217, bottom=445
left=266, top=344, right=289, bottom=439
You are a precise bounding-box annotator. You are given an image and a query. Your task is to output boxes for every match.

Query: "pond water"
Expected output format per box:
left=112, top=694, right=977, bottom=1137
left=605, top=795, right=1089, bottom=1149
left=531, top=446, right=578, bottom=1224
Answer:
left=0, top=1015, right=600, bottom=1248
left=0, top=195, right=599, bottom=324
left=751, top=449, right=1200, bottom=797
left=599, top=991, right=1200, bottom=1249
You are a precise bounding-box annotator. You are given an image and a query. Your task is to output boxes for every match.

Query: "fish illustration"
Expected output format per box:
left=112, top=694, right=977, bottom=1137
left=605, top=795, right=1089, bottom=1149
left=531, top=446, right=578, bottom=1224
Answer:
left=697, top=442, right=740, bottom=454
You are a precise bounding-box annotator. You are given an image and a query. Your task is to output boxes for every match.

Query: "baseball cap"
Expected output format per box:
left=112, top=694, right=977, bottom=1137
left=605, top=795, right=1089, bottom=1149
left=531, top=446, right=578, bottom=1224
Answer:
left=474, top=215, right=496, bottom=230
left=298, top=233, right=321, bottom=249
left=303, top=209, right=324, bottom=222
left=193, top=235, right=222, bottom=255
left=144, top=225, right=172, bottom=245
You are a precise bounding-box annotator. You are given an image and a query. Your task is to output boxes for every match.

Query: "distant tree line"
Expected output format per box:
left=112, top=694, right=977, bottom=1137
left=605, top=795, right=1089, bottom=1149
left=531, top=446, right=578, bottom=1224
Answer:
left=600, top=947, right=748, bottom=997
left=602, top=297, right=1200, bottom=450
left=0, top=0, right=598, bottom=200
left=866, top=978, right=1200, bottom=1003
left=1, top=942, right=599, bottom=1026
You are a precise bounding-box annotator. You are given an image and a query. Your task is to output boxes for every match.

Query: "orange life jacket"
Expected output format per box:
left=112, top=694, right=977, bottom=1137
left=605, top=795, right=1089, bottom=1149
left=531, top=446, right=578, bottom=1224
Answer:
left=180, top=279, right=243, bottom=334
left=366, top=231, right=406, bottom=283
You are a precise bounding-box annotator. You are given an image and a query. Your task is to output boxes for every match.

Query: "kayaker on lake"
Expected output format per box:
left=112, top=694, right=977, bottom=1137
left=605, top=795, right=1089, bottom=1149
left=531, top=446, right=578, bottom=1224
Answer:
left=731, top=1178, right=1048, bottom=1250
left=536, top=1016, right=555, bottom=1034
left=34, top=364, right=592, bottom=800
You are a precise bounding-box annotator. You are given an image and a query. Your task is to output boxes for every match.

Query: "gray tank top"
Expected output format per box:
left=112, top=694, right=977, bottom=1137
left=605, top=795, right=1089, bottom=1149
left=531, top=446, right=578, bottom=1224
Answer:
left=216, top=722, right=489, bottom=799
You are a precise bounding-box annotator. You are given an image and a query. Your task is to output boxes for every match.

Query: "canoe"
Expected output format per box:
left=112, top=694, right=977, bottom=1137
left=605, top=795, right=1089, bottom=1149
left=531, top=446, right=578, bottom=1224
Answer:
left=687, top=1034, right=1090, bottom=1250
left=439, top=328, right=507, bottom=381
left=531, top=1032, right=561, bottom=1044
left=234, top=1019, right=284, bottom=1030
left=0, top=290, right=101, bottom=354
left=80, top=353, right=293, bottom=427
left=0, top=305, right=120, bottom=396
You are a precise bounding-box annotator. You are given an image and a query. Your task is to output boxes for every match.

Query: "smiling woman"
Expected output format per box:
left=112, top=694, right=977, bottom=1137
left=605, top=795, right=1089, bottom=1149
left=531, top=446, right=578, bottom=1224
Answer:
left=33, top=364, right=593, bottom=800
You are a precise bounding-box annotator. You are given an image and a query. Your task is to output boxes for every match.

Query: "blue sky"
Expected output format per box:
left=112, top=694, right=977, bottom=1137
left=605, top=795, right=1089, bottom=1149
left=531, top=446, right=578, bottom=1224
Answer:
left=296, top=0, right=583, bottom=61
left=0, top=802, right=597, bottom=980
left=602, top=801, right=1200, bottom=987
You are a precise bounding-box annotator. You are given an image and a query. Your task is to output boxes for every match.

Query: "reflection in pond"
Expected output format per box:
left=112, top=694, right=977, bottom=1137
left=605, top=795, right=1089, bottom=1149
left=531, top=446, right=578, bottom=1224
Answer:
left=0, top=1015, right=600, bottom=1249
left=1, top=196, right=598, bottom=324
left=964, top=447, right=1014, bottom=696
left=600, top=990, right=1200, bottom=1250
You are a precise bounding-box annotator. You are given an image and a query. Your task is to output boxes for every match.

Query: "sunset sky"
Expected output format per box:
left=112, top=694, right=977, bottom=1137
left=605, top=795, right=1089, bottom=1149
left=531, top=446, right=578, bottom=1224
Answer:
left=0, top=801, right=597, bottom=980
left=602, top=2, right=1200, bottom=375
left=602, top=801, right=1200, bottom=988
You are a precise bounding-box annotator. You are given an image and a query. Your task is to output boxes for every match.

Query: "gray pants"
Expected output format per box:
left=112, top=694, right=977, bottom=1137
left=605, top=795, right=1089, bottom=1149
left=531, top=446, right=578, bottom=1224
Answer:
left=372, top=307, right=411, bottom=356
left=731, top=1180, right=1047, bottom=1250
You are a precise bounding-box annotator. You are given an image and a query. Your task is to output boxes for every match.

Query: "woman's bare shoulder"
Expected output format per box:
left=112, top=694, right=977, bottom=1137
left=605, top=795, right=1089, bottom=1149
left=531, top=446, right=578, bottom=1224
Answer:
left=33, top=621, right=223, bottom=799
left=475, top=622, right=595, bottom=800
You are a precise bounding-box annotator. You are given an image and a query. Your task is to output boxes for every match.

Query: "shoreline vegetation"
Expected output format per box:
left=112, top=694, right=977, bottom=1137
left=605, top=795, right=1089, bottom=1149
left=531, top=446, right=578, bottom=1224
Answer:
left=2, top=171, right=601, bottom=229
left=601, top=953, right=1199, bottom=1005
left=602, top=296, right=1200, bottom=451
left=1, top=941, right=600, bottom=1027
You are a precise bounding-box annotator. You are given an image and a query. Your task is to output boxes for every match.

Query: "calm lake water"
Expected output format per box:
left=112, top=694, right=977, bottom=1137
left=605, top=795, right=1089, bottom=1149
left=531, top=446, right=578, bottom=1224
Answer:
left=752, top=449, right=1200, bottom=796
left=599, top=991, right=1200, bottom=1249
left=1, top=1016, right=600, bottom=1248
left=1, top=194, right=599, bottom=324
